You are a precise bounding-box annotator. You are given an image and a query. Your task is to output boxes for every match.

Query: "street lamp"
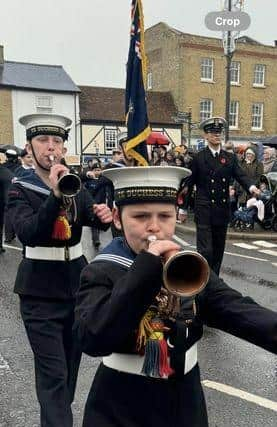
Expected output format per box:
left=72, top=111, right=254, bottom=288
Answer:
left=222, top=0, right=245, bottom=142
left=224, top=1, right=233, bottom=142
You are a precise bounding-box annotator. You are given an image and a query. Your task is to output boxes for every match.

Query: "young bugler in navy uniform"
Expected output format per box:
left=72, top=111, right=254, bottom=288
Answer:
left=74, top=165, right=276, bottom=427
left=7, top=113, right=112, bottom=427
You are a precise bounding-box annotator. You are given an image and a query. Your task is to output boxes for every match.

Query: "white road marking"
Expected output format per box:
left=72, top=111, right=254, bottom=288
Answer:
left=253, top=240, right=277, bottom=248
left=232, top=243, right=259, bottom=250
left=224, top=251, right=268, bottom=262
left=3, top=244, right=22, bottom=251
left=202, top=380, right=277, bottom=412
left=175, top=236, right=268, bottom=262
left=0, top=353, right=12, bottom=374
left=258, top=249, right=277, bottom=257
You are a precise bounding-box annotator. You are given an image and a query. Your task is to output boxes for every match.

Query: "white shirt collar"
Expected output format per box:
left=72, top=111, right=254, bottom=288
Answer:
left=208, top=146, right=221, bottom=157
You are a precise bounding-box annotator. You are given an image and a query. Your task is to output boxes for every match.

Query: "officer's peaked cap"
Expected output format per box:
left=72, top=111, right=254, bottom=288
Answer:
left=200, top=117, right=227, bottom=133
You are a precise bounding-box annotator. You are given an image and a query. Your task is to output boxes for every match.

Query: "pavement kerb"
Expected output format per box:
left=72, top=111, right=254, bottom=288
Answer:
left=175, top=223, right=277, bottom=241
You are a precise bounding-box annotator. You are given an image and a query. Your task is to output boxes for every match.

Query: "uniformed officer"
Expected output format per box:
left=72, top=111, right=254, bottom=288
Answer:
left=3, top=148, right=21, bottom=173
left=74, top=165, right=276, bottom=427
left=182, top=117, right=260, bottom=275
left=7, top=113, right=112, bottom=427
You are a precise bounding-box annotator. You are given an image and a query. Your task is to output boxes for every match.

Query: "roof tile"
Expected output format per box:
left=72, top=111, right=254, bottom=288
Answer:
left=0, top=61, right=79, bottom=92
left=79, top=86, right=178, bottom=124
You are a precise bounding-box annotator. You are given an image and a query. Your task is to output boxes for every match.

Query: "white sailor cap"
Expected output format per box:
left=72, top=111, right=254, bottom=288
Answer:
left=102, top=166, right=191, bottom=206
left=200, top=117, right=227, bottom=133
left=19, top=113, right=72, bottom=141
left=5, top=148, right=18, bottom=157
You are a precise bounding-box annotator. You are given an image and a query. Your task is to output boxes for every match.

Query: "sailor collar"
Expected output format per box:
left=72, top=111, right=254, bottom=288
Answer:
left=14, top=172, right=50, bottom=195
left=92, top=237, right=136, bottom=268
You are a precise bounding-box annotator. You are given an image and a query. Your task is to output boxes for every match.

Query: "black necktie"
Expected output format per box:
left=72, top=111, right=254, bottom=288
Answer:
left=215, top=152, right=219, bottom=160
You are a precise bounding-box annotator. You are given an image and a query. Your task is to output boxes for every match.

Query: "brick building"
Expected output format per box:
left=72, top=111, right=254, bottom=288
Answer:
left=145, top=22, right=277, bottom=146
left=0, top=46, right=14, bottom=146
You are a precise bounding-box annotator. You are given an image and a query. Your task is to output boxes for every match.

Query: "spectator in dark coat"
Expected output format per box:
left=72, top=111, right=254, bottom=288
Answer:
left=83, top=163, right=113, bottom=250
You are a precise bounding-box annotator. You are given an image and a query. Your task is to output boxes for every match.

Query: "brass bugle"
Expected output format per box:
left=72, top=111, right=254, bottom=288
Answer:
left=163, top=249, right=209, bottom=298
left=49, top=155, right=81, bottom=198
left=148, top=235, right=209, bottom=298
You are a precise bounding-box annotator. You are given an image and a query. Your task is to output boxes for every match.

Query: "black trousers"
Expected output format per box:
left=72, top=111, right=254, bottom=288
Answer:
left=20, top=296, right=82, bottom=427
left=83, top=364, right=208, bottom=427
left=196, top=223, right=228, bottom=275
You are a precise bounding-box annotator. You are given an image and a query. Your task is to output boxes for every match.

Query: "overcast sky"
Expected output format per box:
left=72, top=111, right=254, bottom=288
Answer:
left=0, top=0, right=276, bottom=87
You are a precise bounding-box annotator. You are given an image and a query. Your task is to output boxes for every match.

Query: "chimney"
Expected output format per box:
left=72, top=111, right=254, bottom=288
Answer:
left=0, top=45, right=4, bottom=65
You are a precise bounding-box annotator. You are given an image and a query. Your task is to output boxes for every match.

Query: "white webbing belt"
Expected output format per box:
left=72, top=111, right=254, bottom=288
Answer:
left=102, top=341, right=198, bottom=377
left=25, top=243, right=83, bottom=261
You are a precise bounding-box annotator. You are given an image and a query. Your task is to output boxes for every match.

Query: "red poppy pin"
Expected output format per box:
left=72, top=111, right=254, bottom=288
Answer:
left=220, top=157, right=226, bottom=165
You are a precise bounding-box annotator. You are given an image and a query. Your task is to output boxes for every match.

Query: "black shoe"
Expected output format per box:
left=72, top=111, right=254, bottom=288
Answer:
left=0, top=247, right=6, bottom=254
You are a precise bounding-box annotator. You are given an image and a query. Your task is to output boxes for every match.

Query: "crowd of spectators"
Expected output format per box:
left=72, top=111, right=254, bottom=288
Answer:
left=148, top=144, right=194, bottom=169
left=227, top=142, right=276, bottom=230
left=145, top=140, right=276, bottom=229
left=1, top=138, right=277, bottom=251
left=78, top=139, right=277, bottom=228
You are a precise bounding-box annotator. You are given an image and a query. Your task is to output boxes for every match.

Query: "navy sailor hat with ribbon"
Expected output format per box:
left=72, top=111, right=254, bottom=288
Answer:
left=19, top=113, right=72, bottom=141
left=102, top=166, right=191, bottom=206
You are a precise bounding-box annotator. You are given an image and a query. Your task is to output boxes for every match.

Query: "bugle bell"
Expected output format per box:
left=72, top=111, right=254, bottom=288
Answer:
left=58, top=173, right=81, bottom=198
left=163, top=250, right=209, bottom=298
left=148, top=235, right=209, bottom=298
left=49, top=155, right=81, bottom=198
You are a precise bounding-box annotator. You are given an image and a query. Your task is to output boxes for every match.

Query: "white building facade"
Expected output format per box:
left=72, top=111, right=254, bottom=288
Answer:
left=0, top=55, right=81, bottom=155
left=12, top=90, right=80, bottom=155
